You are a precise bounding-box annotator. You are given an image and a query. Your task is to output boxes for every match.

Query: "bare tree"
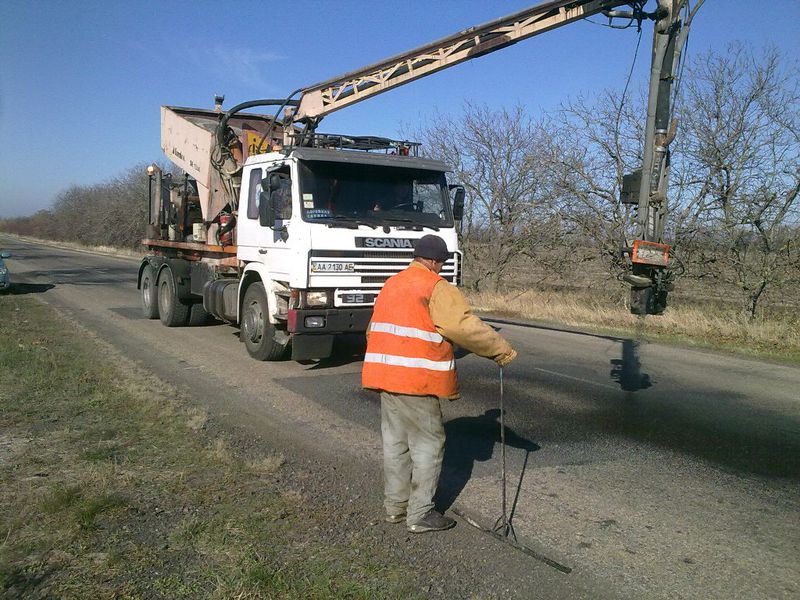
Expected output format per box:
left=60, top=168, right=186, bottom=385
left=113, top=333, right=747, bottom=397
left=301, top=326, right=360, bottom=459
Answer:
left=547, top=89, right=647, bottom=283
left=414, top=103, right=567, bottom=291
left=674, top=44, right=800, bottom=317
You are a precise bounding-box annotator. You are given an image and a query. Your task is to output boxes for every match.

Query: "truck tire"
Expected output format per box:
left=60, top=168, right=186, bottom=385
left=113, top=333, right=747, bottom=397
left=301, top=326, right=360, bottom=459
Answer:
left=140, top=264, right=159, bottom=319
left=240, top=282, right=287, bottom=361
left=157, top=268, right=190, bottom=327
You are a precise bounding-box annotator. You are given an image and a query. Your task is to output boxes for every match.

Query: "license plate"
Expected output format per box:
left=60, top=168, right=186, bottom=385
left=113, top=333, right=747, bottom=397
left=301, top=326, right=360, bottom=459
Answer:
left=341, top=293, right=376, bottom=304
left=311, top=261, right=355, bottom=273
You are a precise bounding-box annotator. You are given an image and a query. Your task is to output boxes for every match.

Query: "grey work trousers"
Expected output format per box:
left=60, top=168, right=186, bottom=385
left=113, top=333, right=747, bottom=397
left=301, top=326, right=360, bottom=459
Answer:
left=380, top=391, right=445, bottom=524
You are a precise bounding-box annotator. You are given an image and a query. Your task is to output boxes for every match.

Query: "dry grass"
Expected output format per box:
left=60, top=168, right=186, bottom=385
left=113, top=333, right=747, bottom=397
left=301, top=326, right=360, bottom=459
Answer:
left=0, top=296, right=418, bottom=599
left=248, top=454, right=286, bottom=476
left=466, top=287, right=800, bottom=363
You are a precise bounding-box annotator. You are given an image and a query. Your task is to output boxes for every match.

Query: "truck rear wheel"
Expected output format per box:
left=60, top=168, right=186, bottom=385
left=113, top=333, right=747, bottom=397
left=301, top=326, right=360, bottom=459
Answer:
left=158, top=268, right=190, bottom=327
left=140, top=264, right=159, bottom=319
left=241, top=282, right=287, bottom=361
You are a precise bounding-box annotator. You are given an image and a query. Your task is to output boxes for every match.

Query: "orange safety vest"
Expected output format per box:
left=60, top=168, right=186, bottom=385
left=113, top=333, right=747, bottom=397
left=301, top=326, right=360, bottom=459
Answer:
left=362, top=264, right=457, bottom=398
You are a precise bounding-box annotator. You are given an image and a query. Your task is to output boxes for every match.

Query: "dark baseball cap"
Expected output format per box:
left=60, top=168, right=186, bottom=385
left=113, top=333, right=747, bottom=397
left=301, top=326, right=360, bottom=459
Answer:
left=413, top=235, right=450, bottom=262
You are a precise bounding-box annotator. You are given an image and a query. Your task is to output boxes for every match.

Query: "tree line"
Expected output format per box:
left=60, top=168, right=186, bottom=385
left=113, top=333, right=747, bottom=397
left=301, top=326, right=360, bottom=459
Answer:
left=2, top=45, right=798, bottom=317
left=1, top=164, right=151, bottom=250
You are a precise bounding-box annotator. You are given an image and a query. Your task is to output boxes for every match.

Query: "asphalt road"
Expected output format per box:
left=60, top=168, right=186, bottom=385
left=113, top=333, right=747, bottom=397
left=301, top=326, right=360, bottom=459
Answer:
left=2, top=235, right=798, bottom=599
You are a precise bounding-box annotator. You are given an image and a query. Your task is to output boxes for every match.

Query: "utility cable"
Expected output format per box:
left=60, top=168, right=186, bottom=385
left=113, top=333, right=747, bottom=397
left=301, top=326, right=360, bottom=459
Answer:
left=616, top=23, right=644, bottom=134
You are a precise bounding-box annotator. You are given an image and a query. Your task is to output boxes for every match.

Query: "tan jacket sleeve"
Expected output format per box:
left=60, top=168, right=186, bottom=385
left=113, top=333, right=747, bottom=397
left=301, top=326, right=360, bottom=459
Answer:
left=428, top=280, right=515, bottom=364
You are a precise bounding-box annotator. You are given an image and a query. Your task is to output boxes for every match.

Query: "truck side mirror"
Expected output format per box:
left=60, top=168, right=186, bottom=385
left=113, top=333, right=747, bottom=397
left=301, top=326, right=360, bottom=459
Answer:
left=450, top=185, right=465, bottom=221
left=261, top=171, right=290, bottom=229
left=0, top=251, right=10, bottom=259
left=259, top=190, right=276, bottom=228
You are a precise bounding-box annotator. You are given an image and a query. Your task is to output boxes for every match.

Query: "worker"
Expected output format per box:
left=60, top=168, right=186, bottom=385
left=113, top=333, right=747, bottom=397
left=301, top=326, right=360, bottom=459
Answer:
left=362, top=234, right=517, bottom=533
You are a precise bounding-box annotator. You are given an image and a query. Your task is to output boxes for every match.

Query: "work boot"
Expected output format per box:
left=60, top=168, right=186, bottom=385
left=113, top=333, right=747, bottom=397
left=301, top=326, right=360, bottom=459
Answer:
left=407, top=510, right=456, bottom=533
left=384, top=511, right=406, bottom=524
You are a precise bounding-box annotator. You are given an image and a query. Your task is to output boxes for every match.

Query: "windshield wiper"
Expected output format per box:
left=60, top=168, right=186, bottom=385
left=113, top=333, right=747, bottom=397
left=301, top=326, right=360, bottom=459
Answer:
left=326, top=216, right=378, bottom=229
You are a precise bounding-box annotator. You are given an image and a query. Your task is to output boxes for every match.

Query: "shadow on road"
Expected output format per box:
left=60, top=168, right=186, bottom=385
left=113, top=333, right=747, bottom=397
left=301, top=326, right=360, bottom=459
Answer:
left=610, top=339, right=652, bottom=392
left=20, top=266, right=134, bottom=286
left=302, top=334, right=367, bottom=370
left=510, top=364, right=800, bottom=479
left=2, top=283, right=55, bottom=295
left=436, top=409, right=540, bottom=513
left=484, top=316, right=656, bottom=392
left=483, top=315, right=629, bottom=344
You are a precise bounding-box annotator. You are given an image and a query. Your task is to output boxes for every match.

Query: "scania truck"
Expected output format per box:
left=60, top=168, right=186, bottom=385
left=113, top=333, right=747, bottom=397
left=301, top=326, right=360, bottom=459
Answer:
left=139, top=104, right=464, bottom=361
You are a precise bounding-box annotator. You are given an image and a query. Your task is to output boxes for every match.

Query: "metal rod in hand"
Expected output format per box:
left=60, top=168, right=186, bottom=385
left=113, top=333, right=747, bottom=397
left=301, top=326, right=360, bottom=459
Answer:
left=493, top=365, right=516, bottom=540
left=500, top=365, right=507, bottom=519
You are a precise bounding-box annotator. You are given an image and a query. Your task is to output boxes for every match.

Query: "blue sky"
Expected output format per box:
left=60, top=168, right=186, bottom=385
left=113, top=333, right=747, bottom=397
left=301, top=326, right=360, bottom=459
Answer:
left=2, top=0, right=798, bottom=217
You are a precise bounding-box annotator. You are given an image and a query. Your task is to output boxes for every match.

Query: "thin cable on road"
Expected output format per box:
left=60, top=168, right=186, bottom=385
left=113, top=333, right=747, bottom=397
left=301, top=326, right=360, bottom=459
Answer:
left=531, top=367, right=619, bottom=391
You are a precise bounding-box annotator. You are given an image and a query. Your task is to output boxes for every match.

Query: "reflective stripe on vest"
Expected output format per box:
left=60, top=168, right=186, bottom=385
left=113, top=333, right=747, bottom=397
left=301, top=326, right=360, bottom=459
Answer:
left=368, top=322, right=445, bottom=343
left=364, top=352, right=455, bottom=371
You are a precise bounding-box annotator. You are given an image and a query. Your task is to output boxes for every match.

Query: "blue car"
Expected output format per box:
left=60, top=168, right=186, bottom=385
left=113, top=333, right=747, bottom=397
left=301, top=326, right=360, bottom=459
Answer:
left=0, top=250, right=11, bottom=292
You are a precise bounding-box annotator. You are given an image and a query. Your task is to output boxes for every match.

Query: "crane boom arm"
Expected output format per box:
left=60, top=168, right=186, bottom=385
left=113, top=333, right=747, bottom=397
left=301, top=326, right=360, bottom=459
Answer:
left=294, top=0, right=630, bottom=121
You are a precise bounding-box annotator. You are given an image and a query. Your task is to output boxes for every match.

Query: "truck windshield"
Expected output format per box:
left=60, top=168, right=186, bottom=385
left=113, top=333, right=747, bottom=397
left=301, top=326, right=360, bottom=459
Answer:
left=298, top=160, right=453, bottom=229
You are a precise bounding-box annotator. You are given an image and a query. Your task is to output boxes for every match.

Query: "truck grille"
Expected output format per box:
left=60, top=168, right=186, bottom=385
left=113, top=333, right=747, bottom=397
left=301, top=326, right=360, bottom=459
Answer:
left=310, top=249, right=460, bottom=284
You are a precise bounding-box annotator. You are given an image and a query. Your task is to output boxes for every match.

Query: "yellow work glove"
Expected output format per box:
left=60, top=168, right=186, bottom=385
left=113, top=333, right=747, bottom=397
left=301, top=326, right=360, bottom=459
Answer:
left=495, top=348, right=517, bottom=367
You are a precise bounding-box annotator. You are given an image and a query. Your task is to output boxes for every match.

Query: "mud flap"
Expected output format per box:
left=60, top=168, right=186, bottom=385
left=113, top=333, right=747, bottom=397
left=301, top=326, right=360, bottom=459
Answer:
left=291, top=334, right=334, bottom=361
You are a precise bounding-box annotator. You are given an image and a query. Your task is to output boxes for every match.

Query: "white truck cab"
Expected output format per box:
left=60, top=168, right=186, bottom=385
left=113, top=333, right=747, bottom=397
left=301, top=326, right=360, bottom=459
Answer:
left=234, top=147, right=461, bottom=360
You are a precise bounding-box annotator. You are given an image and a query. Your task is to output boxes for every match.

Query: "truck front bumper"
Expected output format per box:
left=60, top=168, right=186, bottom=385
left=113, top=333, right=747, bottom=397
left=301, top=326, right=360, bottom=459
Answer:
left=287, top=307, right=372, bottom=334
left=287, top=307, right=373, bottom=361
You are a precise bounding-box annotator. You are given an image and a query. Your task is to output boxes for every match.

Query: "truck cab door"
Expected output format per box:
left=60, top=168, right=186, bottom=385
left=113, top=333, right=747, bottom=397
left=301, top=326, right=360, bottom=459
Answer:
left=238, top=164, right=293, bottom=265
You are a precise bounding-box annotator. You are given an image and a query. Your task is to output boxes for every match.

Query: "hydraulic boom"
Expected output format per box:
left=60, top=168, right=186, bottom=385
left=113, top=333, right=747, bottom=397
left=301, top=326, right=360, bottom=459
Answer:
left=293, top=0, right=631, bottom=123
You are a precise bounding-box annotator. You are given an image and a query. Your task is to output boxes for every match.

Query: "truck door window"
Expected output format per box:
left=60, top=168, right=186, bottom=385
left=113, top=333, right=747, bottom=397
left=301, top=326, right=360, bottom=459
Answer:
left=246, top=168, right=263, bottom=220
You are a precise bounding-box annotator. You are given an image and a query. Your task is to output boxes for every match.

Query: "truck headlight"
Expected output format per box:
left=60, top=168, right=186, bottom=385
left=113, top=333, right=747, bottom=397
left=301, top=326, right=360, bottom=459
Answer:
left=305, top=291, right=329, bottom=307
left=304, top=316, right=326, bottom=328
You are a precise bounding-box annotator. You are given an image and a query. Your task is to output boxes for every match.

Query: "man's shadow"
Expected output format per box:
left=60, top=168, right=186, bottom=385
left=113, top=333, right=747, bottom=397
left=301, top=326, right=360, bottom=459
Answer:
left=435, top=409, right=540, bottom=513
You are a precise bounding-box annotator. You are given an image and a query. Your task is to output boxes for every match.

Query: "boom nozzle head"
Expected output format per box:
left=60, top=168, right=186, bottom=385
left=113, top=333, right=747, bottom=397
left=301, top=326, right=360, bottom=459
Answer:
left=214, top=94, right=225, bottom=112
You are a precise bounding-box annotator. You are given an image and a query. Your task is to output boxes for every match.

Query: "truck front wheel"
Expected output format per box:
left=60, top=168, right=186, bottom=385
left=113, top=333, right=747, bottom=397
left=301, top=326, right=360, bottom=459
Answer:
left=140, top=264, right=159, bottom=319
left=158, top=268, right=190, bottom=327
left=241, top=282, right=287, bottom=361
